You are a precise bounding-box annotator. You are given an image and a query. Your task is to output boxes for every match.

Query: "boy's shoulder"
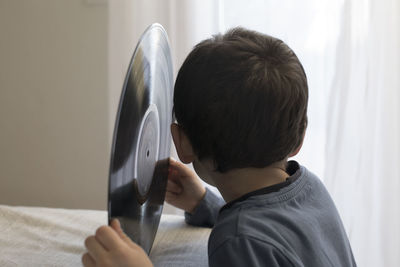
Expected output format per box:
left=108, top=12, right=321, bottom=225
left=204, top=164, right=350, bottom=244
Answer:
left=208, top=165, right=356, bottom=267
left=209, top=164, right=314, bottom=250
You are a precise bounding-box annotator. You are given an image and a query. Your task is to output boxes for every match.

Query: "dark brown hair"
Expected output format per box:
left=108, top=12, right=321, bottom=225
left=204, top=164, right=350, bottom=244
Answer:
left=173, top=27, right=308, bottom=172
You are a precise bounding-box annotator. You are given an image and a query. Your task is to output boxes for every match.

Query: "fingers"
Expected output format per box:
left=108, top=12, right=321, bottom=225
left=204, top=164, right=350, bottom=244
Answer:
left=164, top=191, right=178, bottom=203
left=169, top=158, right=190, bottom=174
left=84, top=235, right=106, bottom=260
left=110, top=219, right=122, bottom=234
left=95, top=225, right=123, bottom=251
left=110, top=219, right=145, bottom=251
left=166, top=179, right=182, bottom=194
left=82, top=252, right=96, bottom=267
left=110, top=219, right=131, bottom=244
left=168, top=158, right=196, bottom=180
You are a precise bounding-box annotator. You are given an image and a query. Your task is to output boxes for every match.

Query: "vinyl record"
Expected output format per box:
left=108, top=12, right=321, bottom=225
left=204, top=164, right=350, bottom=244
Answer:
left=108, top=23, right=173, bottom=254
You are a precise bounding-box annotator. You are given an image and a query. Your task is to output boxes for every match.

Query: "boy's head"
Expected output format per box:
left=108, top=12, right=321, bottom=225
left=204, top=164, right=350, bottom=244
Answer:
left=172, top=27, right=308, bottom=173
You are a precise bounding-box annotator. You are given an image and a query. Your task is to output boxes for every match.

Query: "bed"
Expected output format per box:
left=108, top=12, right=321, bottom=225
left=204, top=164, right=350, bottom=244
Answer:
left=0, top=205, right=210, bottom=266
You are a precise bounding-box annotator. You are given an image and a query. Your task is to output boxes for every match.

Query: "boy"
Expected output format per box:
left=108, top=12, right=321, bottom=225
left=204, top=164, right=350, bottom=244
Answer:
left=83, top=27, right=356, bottom=266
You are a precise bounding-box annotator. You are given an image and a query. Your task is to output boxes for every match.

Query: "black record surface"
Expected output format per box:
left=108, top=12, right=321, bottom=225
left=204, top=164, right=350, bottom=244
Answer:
left=108, top=23, right=173, bottom=254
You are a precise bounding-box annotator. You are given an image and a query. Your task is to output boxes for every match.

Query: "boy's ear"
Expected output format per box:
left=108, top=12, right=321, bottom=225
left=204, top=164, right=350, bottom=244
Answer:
left=288, top=130, right=306, bottom=158
left=170, top=123, right=195, bottom=164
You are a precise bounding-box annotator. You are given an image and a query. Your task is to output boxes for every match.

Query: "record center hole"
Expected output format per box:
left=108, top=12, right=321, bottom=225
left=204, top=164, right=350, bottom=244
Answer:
left=146, top=150, right=150, bottom=157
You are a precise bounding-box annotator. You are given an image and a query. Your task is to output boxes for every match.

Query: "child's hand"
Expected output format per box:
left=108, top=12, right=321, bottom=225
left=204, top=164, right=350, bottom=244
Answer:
left=82, top=219, right=153, bottom=267
left=166, top=158, right=206, bottom=213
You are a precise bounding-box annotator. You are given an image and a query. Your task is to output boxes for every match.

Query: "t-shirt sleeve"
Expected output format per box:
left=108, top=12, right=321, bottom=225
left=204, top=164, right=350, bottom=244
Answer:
left=209, top=236, right=295, bottom=267
left=184, top=188, right=225, bottom=227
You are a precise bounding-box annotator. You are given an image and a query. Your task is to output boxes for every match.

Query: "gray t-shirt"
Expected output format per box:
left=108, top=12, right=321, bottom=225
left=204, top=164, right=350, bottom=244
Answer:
left=185, top=161, right=357, bottom=267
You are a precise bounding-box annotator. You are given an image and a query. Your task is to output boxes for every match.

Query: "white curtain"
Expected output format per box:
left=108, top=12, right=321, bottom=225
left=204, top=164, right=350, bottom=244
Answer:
left=110, top=0, right=400, bottom=265
left=324, top=0, right=400, bottom=266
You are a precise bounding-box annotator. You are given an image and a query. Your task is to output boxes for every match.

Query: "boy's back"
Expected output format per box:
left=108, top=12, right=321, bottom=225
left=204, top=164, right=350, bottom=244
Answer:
left=192, top=162, right=356, bottom=266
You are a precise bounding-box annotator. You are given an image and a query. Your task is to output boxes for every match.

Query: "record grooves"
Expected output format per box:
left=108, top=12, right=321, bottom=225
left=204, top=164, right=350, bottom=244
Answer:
left=107, top=23, right=173, bottom=254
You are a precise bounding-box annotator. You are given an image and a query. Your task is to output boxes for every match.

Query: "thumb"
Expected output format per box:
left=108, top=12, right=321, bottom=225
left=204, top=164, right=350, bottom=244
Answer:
left=110, top=219, right=132, bottom=244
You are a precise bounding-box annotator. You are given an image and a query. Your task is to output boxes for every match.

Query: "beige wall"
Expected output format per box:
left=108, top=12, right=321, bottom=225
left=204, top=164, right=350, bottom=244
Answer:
left=0, top=0, right=218, bottom=212
left=0, top=0, right=109, bottom=209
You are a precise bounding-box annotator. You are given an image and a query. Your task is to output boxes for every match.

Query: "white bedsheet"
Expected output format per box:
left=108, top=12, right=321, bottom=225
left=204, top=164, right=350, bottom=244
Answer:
left=0, top=205, right=210, bottom=267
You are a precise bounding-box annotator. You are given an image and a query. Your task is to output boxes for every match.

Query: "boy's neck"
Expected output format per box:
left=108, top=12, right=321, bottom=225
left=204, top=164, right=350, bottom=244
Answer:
left=212, top=162, right=289, bottom=203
